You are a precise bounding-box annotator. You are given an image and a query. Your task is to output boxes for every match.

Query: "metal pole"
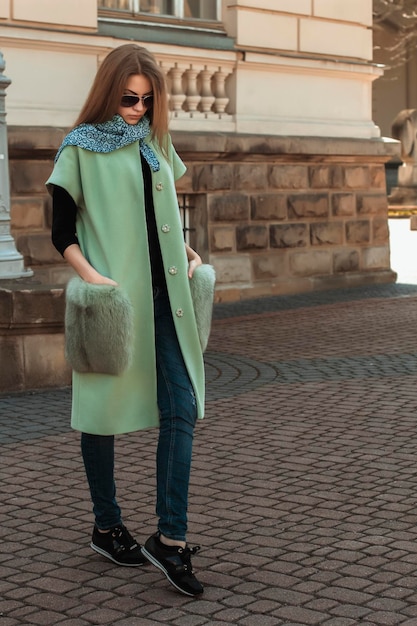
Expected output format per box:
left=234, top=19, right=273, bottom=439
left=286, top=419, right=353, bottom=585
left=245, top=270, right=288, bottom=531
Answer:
left=0, top=51, right=32, bottom=279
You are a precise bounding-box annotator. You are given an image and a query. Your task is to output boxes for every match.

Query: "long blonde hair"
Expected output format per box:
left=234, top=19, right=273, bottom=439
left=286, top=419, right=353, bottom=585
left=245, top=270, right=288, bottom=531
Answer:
left=74, top=44, right=169, bottom=152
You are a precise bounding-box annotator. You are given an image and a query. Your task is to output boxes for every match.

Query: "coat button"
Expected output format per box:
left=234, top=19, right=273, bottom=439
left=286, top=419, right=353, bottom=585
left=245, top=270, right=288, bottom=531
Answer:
left=156, top=182, right=163, bottom=191
left=161, top=224, right=171, bottom=233
left=168, top=266, right=178, bottom=275
left=176, top=308, right=184, bottom=317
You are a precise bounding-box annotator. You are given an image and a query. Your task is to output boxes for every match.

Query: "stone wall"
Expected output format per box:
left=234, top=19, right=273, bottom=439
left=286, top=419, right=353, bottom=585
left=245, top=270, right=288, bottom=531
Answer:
left=7, top=127, right=398, bottom=301
left=0, top=127, right=398, bottom=393
left=2, top=1, right=380, bottom=139
left=174, top=132, right=398, bottom=300
left=0, top=282, right=69, bottom=393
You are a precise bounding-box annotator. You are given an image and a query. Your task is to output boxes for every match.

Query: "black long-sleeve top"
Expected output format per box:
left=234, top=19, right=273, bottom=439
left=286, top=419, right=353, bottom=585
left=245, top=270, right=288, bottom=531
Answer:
left=52, top=155, right=166, bottom=287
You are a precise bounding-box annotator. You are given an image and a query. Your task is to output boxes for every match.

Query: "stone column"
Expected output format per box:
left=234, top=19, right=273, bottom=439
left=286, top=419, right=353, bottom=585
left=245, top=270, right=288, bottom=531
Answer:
left=0, top=51, right=32, bottom=279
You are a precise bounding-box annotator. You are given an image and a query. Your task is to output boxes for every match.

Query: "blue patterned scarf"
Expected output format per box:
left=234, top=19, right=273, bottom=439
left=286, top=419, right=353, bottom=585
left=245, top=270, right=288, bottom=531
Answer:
left=54, top=114, right=160, bottom=172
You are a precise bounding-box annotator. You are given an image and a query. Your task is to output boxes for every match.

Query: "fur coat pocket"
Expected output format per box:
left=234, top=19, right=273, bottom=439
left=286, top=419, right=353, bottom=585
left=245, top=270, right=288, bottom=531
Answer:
left=65, top=277, right=134, bottom=375
left=189, top=264, right=216, bottom=352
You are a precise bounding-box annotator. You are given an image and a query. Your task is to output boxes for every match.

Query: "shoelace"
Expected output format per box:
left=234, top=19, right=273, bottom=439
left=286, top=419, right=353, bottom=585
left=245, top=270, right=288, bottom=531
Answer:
left=111, top=525, right=138, bottom=553
left=177, top=545, right=201, bottom=572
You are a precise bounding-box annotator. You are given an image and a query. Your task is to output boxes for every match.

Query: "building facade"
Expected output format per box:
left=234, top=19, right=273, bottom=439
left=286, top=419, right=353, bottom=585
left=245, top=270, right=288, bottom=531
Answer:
left=0, top=0, right=399, bottom=390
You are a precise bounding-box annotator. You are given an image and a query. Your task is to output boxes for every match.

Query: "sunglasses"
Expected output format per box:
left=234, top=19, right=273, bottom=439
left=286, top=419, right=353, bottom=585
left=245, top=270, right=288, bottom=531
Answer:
left=120, top=94, right=154, bottom=108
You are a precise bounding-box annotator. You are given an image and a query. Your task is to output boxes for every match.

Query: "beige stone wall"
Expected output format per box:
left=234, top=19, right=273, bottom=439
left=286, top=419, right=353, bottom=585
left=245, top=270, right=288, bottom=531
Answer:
left=5, top=126, right=78, bottom=286
left=223, top=0, right=372, bottom=58
left=0, top=284, right=70, bottom=393
left=0, top=0, right=381, bottom=138
left=0, top=0, right=97, bottom=28
left=220, top=0, right=380, bottom=138
left=174, top=134, right=396, bottom=300
left=8, top=128, right=398, bottom=300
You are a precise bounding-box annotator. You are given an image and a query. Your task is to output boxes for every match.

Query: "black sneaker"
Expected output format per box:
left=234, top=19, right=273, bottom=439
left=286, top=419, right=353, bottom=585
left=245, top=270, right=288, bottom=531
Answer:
left=91, top=524, right=148, bottom=566
left=141, top=533, right=203, bottom=596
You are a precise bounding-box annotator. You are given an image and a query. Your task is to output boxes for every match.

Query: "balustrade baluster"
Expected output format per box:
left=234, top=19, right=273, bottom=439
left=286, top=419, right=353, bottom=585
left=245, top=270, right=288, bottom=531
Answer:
left=184, top=66, right=201, bottom=117
left=159, top=56, right=234, bottom=126
left=213, top=67, right=230, bottom=117
left=199, top=66, right=215, bottom=117
left=167, top=63, right=186, bottom=116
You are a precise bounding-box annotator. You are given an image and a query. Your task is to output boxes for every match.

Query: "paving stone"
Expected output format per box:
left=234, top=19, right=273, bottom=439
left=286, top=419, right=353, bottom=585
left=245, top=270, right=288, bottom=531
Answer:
left=362, top=611, right=404, bottom=624
left=4, top=284, right=417, bottom=623
left=274, top=605, right=328, bottom=623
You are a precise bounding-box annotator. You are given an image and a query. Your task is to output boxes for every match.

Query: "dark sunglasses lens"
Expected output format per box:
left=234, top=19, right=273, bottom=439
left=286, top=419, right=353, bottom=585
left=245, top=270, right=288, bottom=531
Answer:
left=120, top=95, right=139, bottom=107
left=120, top=95, right=153, bottom=108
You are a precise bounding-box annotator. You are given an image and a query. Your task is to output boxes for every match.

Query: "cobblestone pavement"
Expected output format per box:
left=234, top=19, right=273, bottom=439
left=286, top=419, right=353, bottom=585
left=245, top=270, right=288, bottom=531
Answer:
left=3, top=284, right=417, bottom=625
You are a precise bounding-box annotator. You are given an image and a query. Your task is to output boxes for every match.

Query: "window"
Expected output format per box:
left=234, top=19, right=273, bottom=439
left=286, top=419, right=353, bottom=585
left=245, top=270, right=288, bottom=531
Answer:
left=184, top=1, right=217, bottom=20
left=98, top=0, right=219, bottom=20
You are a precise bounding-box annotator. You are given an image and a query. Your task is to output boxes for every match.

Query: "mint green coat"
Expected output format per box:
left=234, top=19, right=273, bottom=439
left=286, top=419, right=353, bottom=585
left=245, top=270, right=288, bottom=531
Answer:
left=46, top=135, right=205, bottom=435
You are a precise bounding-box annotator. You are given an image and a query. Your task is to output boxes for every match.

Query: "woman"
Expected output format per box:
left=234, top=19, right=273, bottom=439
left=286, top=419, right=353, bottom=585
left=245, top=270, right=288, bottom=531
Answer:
left=47, top=44, right=205, bottom=597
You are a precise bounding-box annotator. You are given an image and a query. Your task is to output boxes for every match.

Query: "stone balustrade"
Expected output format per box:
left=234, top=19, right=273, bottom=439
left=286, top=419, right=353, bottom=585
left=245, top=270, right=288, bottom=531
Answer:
left=159, top=58, right=235, bottom=131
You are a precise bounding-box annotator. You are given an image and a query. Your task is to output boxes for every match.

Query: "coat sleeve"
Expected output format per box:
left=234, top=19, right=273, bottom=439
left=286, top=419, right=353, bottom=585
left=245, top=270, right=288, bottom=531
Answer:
left=45, top=146, right=84, bottom=207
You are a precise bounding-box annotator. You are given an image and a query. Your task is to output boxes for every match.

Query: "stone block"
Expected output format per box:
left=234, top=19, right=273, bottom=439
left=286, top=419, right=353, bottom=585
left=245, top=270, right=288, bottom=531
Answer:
left=13, top=0, right=97, bottom=28
left=288, top=194, right=329, bottom=218
left=212, top=255, right=252, bottom=284
left=357, top=194, right=388, bottom=215
left=372, top=218, right=389, bottom=243
left=13, top=288, right=65, bottom=327
left=193, top=164, right=233, bottom=191
left=313, top=0, right=372, bottom=26
left=175, top=167, right=193, bottom=193
left=370, top=165, right=387, bottom=190
left=23, top=334, right=71, bottom=389
left=309, top=165, right=343, bottom=189
left=330, top=166, right=344, bottom=189
left=38, top=266, right=75, bottom=285
left=30, top=266, right=71, bottom=285
left=8, top=127, right=65, bottom=156
left=0, top=284, right=64, bottom=328
left=251, top=194, right=287, bottom=221
left=208, top=194, right=250, bottom=222
left=0, top=289, right=13, bottom=328
left=213, top=287, right=241, bottom=303
left=270, top=223, right=308, bottom=248
left=362, top=246, right=390, bottom=270
left=300, top=18, right=372, bottom=60
left=0, top=0, right=10, bottom=18
left=311, top=222, right=343, bottom=246
left=289, top=250, right=332, bottom=276
left=346, top=220, right=370, bottom=243
left=16, top=234, right=62, bottom=266
left=233, top=0, right=312, bottom=15
left=252, top=254, right=286, bottom=280
left=235, top=10, right=298, bottom=50
left=234, top=164, right=268, bottom=191
left=210, top=227, right=235, bottom=252
left=0, top=336, right=24, bottom=392
left=332, top=193, right=355, bottom=217
left=333, top=250, right=360, bottom=273
left=236, top=225, right=268, bottom=250
left=11, top=197, right=46, bottom=230
left=10, top=160, right=53, bottom=194
left=269, top=165, right=309, bottom=189
left=344, top=167, right=371, bottom=189
left=44, top=194, right=53, bottom=229
left=309, top=166, right=330, bottom=189
left=185, top=194, right=208, bottom=259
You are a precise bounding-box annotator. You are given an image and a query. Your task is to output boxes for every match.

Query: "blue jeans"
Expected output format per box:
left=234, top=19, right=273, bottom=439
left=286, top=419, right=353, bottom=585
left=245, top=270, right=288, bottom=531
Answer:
left=81, top=286, right=198, bottom=541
